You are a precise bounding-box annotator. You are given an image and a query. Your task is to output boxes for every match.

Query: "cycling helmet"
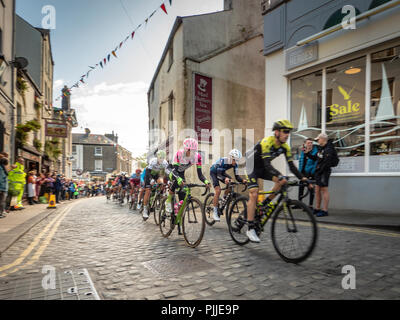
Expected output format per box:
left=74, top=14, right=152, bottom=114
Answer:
left=156, top=150, right=166, bottom=159
left=183, top=138, right=198, bottom=151
left=229, top=149, right=242, bottom=160
left=273, top=119, right=294, bottom=131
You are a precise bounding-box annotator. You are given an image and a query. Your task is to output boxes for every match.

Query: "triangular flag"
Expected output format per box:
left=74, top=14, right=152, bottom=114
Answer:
left=112, top=51, right=117, bottom=58
left=124, top=36, right=129, bottom=42
left=108, top=54, right=111, bottom=61
left=100, top=61, right=103, bottom=68
left=161, top=3, right=168, bottom=15
left=150, top=10, right=156, bottom=18
left=89, top=66, right=95, bottom=69
left=169, top=0, right=172, bottom=6
left=145, top=18, right=148, bottom=25
left=131, top=31, right=135, bottom=39
left=120, top=42, right=123, bottom=48
left=104, top=58, right=107, bottom=65
left=80, top=79, right=85, bottom=84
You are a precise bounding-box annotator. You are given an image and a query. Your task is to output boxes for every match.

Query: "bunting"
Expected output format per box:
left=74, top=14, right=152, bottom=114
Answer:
left=55, top=1, right=173, bottom=102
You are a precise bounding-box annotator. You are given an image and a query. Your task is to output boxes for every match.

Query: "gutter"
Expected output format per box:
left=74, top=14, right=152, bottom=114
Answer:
left=296, top=0, right=400, bottom=46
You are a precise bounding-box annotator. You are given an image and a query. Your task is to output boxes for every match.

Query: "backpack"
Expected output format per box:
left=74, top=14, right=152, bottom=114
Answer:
left=330, top=147, right=340, bottom=168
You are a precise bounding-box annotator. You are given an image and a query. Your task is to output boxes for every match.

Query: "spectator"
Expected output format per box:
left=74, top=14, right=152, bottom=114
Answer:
left=8, top=157, right=26, bottom=210
left=305, top=133, right=338, bottom=217
left=27, top=171, right=37, bottom=205
left=44, top=173, right=55, bottom=196
left=0, top=154, right=9, bottom=218
left=298, top=138, right=318, bottom=210
left=55, top=175, right=62, bottom=204
left=68, top=180, right=75, bottom=200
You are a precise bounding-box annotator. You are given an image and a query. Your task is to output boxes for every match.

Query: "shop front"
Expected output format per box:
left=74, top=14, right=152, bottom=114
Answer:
left=263, top=0, right=400, bottom=213
left=17, top=147, right=41, bottom=173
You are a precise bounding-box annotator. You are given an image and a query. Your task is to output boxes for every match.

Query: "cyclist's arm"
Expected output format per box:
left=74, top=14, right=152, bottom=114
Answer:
left=233, top=166, right=244, bottom=183
left=284, top=147, right=304, bottom=180
left=196, top=165, right=209, bottom=185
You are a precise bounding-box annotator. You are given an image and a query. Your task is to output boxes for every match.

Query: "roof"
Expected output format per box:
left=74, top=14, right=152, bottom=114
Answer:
left=72, top=133, right=116, bottom=146
left=147, top=10, right=229, bottom=94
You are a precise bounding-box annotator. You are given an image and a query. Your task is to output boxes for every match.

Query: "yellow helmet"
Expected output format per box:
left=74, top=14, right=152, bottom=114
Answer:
left=273, top=119, right=294, bottom=131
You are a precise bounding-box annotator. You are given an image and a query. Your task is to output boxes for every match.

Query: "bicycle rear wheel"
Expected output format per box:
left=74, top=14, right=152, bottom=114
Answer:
left=227, top=196, right=250, bottom=245
left=182, top=198, right=205, bottom=248
left=203, top=193, right=216, bottom=226
left=159, top=198, right=174, bottom=238
left=271, top=200, right=318, bottom=264
left=153, top=195, right=163, bottom=226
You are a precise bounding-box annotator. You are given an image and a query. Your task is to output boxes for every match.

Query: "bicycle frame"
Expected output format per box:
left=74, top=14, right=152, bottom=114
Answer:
left=173, top=186, right=191, bottom=226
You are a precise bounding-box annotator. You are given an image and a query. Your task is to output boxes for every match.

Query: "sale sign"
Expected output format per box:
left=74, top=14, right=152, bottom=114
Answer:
left=194, top=73, right=212, bottom=143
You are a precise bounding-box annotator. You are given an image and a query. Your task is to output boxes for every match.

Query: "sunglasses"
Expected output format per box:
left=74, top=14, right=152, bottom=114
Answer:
left=281, top=129, right=291, bottom=134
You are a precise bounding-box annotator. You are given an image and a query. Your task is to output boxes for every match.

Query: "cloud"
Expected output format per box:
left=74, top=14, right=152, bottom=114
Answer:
left=71, top=81, right=149, bottom=157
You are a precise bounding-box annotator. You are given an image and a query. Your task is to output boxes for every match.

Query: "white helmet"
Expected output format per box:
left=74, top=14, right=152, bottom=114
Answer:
left=229, top=149, right=242, bottom=160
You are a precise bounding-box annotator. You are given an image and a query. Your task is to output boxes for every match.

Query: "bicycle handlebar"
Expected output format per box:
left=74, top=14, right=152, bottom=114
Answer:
left=221, top=181, right=248, bottom=193
left=183, top=184, right=210, bottom=197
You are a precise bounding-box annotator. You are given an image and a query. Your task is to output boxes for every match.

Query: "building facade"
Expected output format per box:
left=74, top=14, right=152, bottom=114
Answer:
left=0, top=0, right=16, bottom=159
left=148, top=0, right=265, bottom=183
left=262, top=0, right=400, bottom=213
left=72, top=130, right=132, bottom=181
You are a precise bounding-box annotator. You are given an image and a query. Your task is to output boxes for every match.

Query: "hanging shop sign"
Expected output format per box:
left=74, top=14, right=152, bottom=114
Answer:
left=193, top=73, right=213, bottom=143
left=46, top=121, right=68, bottom=138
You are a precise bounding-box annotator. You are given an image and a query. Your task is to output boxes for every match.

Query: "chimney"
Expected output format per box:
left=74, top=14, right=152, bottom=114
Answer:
left=84, top=128, right=91, bottom=137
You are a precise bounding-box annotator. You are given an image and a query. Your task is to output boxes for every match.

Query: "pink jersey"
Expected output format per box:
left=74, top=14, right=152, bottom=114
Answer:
left=173, top=149, right=202, bottom=173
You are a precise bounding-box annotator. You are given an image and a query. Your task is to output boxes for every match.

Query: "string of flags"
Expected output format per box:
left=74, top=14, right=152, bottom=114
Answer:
left=55, top=0, right=172, bottom=102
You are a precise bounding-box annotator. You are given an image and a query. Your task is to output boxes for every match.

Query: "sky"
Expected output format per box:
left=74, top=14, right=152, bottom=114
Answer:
left=16, top=0, right=223, bottom=157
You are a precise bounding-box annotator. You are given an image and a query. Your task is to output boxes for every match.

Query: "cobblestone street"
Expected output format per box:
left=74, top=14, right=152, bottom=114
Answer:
left=0, top=197, right=399, bottom=300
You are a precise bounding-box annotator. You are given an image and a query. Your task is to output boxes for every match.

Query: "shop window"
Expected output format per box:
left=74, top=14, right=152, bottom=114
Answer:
left=369, top=0, right=392, bottom=10
left=326, top=57, right=366, bottom=173
left=370, top=46, right=400, bottom=172
left=290, top=70, right=322, bottom=160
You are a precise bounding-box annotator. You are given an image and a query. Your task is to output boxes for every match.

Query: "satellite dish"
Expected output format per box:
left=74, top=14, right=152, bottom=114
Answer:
left=13, top=57, right=29, bottom=69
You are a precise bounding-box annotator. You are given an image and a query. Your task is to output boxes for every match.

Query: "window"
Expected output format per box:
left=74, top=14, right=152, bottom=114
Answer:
left=370, top=46, right=400, bottom=172
left=95, top=147, right=102, bottom=156
left=17, top=103, right=22, bottom=124
left=72, top=160, right=77, bottom=170
left=72, top=145, right=77, bottom=155
left=168, top=46, right=174, bottom=71
left=290, top=70, right=322, bottom=160
left=326, top=57, right=366, bottom=173
left=95, top=160, right=103, bottom=172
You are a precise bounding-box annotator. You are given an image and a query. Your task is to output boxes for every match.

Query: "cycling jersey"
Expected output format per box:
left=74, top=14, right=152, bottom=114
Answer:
left=210, top=157, right=243, bottom=187
left=168, top=149, right=208, bottom=188
left=245, top=136, right=303, bottom=189
left=147, top=158, right=169, bottom=175
left=118, top=176, right=129, bottom=187
left=130, top=173, right=141, bottom=187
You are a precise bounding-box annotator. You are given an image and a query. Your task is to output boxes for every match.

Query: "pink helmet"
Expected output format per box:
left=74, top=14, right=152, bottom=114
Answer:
left=183, top=138, right=198, bottom=151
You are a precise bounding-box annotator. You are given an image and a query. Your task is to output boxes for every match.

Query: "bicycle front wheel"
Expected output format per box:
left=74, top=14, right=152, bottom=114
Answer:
left=153, top=195, right=163, bottom=226
left=227, top=196, right=250, bottom=246
left=203, top=193, right=216, bottom=226
left=182, top=198, right=205, bottom=248
left=271, top=200, right=318, bottom=264
left=159, top=199, right=174, bottom=238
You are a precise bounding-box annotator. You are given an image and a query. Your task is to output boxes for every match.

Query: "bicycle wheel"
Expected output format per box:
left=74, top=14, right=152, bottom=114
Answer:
left=227, top=196, right=250, bottom=245
left=203, top=193, right=216, bottom=226
left=159, top=198, right=174, bottom=238
left=182, top=198, right=205, bottom=248
left=271, top=200, right=318, bottom=264
left=153, top=195, right=164, bottom=226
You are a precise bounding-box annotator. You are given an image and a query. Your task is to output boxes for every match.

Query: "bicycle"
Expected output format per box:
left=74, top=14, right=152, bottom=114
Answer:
left=129, top=186, right=140, bottom=211
left=159, top=184, right=209, bottom=248
left=142, top=183, right=165, bottom=225
left=203, top=182, right=247, bottom=226
left=227, top=179, right=318, bottom=264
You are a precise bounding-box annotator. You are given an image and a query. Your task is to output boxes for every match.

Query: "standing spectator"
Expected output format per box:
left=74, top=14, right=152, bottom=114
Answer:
left=298, top=138, right=318, bottom=210
left=36, top=172, right=45, bottom=198
left=27, top=171, right=37, bottom=205
left=0, top=154, right=9, bottom=218
left=8, top=157, right=27, bottom=210
left=305, top=133, right=339, bottom=217
left=68, top=180, right=75, bottom=200
left=55, top=175, right=62, bottom=203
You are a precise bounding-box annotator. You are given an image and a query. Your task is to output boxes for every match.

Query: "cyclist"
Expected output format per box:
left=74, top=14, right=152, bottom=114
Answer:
left=117, top=172, right=129, bottom=203
left=210, top=149, right=247, bottom=222
left=244, top=119, right=310, bottom=243
left=142, top=151, right=169, bottom=219
left=166, top=138, right=211, bottom=214
left=130, top=169, right=142, bottom=199
left=137, top=168, right=147, bottom=210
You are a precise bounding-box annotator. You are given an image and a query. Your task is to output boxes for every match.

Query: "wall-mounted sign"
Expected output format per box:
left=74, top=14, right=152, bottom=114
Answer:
left=286, top=42, right=318, bottom=70
left=46, top=121, right=68, bottom=138
left=193, top=73, right=212, bottom=143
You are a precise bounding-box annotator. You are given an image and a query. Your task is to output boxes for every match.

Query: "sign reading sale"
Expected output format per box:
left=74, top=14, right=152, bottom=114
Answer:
left=194, top=73, right=212, bottom=143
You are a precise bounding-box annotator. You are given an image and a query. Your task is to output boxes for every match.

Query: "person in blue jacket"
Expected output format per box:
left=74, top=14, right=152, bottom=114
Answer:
left=298, top=138, right=318, bottom=210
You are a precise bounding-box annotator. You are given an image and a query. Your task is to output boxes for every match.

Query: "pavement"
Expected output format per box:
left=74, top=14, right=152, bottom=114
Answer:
left=0, top=196, right=398, bottom=257
left=0, top=200, right=78, bottom=256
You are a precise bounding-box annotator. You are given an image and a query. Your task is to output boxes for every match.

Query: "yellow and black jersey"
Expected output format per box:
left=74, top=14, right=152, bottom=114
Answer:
left=246, top=136, right=303, bottom=180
